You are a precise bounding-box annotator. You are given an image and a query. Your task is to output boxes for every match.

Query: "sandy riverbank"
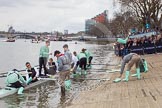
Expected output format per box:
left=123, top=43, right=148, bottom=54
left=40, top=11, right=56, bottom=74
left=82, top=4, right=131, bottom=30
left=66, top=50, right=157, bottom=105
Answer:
left=66, top=53, right=162, bottom=108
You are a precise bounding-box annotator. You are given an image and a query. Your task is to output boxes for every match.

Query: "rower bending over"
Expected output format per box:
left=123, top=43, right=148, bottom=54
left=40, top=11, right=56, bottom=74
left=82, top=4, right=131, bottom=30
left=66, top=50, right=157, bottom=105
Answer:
left=114, top=53, right=148, bottom=82
left=77, top=48, right=87, bottom=75
left=5, top=69, right=27, bottom=94
left=84, top=49, right=93, bottom=68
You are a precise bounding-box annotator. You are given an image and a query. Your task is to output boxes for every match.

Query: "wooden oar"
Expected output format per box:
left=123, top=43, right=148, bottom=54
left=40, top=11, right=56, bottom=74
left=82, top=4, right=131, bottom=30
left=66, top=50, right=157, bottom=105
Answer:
left=89, top=69, right=120, bottom=74
left=38, top=74, right=110, bottom=81
left=38, top=77, right=110, bottom=81
left=91, top=63, right=107, bottom=65
left=107, top=69, right=120, bottom=73
left=0, top=65, right=39, bottom=76
left=91, top=64, right=121, bottom=66
left=71, top=78, right=110, bottom=81
left=0, top=74, right=6, bottom=78
left=0, top=69, right=24, bottom=75
left=37, top=77, right=57, bottom=81
left=0, top=70, right=28, bottom=78
left=0, top=69, right=25, bottom=77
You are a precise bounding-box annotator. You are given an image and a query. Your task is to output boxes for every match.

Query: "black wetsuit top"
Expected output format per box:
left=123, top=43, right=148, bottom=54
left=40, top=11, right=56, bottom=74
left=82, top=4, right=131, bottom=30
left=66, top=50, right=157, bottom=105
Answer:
left=27, top=68, right=38, bottom=82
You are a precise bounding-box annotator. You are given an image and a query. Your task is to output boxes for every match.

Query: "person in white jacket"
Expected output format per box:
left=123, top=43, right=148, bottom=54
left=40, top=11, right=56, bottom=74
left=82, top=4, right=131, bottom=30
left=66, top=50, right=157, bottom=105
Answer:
left=71, top=51, right=79, bottom=73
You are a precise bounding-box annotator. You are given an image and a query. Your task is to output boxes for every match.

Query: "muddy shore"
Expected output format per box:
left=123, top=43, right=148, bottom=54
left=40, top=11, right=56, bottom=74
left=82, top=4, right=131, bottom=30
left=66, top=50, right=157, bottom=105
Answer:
left=65, top=53, right=162, bottom=108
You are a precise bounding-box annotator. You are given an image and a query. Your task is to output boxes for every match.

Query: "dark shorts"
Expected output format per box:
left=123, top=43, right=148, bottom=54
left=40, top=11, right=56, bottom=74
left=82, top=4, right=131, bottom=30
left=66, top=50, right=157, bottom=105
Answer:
left=31, top=78, right=38, bottom=83
left=10, top=81, right=24, bottom=88
left=89, top=56, right=93, bottom=63
left=79, top=57, right=87, bottom=70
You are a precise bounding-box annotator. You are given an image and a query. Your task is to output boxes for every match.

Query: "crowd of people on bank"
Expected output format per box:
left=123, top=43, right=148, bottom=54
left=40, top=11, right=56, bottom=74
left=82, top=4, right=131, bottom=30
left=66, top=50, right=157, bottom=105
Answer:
left=114, top=33, right=162, bottom=57
left=5, top=40, right=93, bottom=96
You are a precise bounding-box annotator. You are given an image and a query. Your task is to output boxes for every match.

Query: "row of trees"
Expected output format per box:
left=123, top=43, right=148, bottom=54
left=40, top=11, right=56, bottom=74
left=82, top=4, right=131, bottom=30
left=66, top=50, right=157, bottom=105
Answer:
left=88, top=0, right=162, bottom=37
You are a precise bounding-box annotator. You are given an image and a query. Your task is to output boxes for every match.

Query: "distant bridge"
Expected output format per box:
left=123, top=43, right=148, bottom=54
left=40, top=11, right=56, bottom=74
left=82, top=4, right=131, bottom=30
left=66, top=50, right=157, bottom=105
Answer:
left=0, top=32, right=50, bottom=39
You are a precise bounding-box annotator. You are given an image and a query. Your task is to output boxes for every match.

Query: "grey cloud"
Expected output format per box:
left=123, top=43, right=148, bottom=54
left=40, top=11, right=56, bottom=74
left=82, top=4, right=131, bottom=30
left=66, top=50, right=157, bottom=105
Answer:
left=0, top=0, right=32, bottom=7
left=0, top=0, right=114, bottom=33
left=44, top=0, right=84, bottom=9
left=48, top=4, right=77, bottom=9
left=64, top=23, right=84, bottom=33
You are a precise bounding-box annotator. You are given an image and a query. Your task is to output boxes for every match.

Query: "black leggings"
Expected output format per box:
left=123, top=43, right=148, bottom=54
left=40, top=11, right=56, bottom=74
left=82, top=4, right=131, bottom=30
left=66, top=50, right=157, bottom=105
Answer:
left=39, top=57, right=47, bottom=75
left=79, top=58, right=87, bottom=70
left=76, top=61, right=80, bottom=67
left=89, top=56, right=93, bottom=64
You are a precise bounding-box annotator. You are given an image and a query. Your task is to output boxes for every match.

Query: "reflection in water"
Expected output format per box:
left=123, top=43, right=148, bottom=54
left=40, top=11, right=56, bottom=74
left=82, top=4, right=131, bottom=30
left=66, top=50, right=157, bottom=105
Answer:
left=58, top=96, right=66, bottom=108
left=3, top=94, right=27, bottom=108
left=3, top=81, right=60, bottom=108
left=37, top=84, right=50, bottom=107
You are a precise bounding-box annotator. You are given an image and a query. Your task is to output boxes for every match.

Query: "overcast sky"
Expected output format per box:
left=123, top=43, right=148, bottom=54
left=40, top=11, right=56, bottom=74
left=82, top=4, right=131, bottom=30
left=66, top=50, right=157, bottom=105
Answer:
left=0, top=0, right=119, bottom=33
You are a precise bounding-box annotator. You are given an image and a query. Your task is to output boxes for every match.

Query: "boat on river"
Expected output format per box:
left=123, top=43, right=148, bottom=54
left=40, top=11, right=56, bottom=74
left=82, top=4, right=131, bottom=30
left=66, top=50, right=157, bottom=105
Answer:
left=2, top=38, right=15, bottom=42
left=31, top=39, right=41, bottom=43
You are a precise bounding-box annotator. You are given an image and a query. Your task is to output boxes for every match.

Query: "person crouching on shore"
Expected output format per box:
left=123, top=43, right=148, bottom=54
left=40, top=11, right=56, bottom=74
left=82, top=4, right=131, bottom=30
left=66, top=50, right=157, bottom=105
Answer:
left=114, top=53, right=143, bottom=82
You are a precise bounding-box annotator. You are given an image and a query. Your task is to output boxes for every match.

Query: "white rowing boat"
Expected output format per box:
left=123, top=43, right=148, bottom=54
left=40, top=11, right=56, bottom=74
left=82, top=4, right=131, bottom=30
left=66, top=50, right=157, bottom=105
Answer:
left=0, top=79, right=49, bottom=99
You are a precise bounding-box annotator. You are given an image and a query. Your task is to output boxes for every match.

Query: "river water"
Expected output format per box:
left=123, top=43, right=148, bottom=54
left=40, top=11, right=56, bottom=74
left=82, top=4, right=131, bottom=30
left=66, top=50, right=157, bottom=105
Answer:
left=0, top=39, right=112, bottom=108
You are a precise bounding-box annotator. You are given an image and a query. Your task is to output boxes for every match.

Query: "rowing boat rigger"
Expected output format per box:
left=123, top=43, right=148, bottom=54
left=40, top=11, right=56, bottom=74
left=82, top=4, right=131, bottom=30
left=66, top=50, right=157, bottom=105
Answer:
left=0, top=79, right=49, bottom=99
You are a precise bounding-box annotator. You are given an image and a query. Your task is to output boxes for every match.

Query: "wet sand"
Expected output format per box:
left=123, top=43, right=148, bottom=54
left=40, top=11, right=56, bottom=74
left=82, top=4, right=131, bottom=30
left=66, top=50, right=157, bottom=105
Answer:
left=66, top=53, right=162, bottom=108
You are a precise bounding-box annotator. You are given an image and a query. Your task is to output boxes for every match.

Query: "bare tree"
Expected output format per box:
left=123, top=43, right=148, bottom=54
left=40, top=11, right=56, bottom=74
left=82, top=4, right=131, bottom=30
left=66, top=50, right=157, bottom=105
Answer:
left=117, top=0, right=162, bottom=30
left=107, top=11, right=138, bottom=37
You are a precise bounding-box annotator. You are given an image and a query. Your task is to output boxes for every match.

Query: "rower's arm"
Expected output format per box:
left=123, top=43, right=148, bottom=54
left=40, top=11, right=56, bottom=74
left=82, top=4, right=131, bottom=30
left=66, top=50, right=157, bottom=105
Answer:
left=34, top=67, right=39, bottom=77
left=120, top=60, right=126, bottom=75
left=18, top=73, right=26, bottom=84
left=24, top=70, right=29, bottom=81
left=57, top=59, right=63, bottom=71
left=5, top=74, right=10, bottom=86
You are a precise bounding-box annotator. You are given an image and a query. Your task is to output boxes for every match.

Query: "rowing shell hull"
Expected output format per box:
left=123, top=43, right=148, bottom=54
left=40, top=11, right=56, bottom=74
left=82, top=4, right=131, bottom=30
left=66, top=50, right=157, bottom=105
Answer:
left=0, top=79, right=49, bottom=98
